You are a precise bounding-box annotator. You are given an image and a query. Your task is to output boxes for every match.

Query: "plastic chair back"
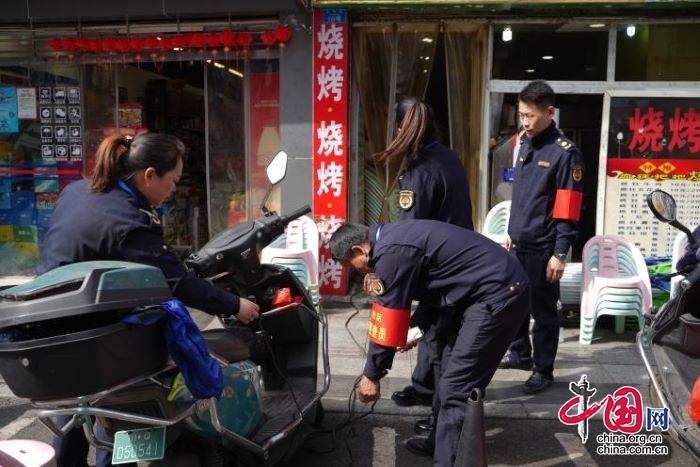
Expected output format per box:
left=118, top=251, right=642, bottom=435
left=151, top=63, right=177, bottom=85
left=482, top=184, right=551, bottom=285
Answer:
left=481, top=200, right=511, bottom=246
left=671, top=230, right=691, bottom=298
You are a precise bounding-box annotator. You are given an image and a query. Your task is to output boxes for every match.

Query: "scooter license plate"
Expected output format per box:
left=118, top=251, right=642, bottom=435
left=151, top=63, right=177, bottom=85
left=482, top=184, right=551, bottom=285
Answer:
left=111, top=426, right=166, bottom=464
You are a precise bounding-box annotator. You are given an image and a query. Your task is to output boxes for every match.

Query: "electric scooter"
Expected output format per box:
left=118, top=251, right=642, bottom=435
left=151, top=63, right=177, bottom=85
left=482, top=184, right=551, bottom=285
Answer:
left=0, top=150, right=329, bottom=466
left=639, top=189, right=700, bottom=462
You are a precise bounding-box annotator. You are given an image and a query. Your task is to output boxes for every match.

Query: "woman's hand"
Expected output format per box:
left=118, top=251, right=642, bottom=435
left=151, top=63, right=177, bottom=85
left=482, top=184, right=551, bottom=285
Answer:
left=236, top=298, right=260, bottom=324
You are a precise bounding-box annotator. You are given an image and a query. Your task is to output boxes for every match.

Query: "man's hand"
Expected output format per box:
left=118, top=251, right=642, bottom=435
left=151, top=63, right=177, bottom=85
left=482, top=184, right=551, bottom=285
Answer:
left=503, top=234, right=512, bottom=250
left=546, top=255, right=566, bottom=283
left=358, top=375, right=381, bottom=403
left=236, top=298, right=260, bottom=324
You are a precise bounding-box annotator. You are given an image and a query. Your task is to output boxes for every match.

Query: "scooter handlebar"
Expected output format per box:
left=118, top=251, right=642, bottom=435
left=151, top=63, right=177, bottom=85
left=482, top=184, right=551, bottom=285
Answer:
left=281, top=205, right=312, bottom=224
left=681, top=264, right=700, bottom=290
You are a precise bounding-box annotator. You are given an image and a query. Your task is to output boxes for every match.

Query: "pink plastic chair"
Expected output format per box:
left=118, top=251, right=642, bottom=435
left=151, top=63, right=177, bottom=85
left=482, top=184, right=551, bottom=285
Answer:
left=579, top=235, right=651, bottom=344
left=0, top=440, right=56, bottom=467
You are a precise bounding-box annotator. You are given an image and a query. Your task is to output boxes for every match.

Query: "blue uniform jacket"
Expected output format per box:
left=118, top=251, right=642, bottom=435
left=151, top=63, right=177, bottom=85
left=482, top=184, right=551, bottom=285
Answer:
left=37, top=179, right=240, bottom=315
left=508, top=123, right=584, bottom=255
left=398, top=141, right=474, bottom=230
left=363, top=220, right=528, bottom=380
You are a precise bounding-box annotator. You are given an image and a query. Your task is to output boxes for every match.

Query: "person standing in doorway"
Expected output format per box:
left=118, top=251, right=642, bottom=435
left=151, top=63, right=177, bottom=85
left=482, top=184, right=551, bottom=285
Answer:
left=375, top=97, right=473, bottom=439
left=498, top=80, right=584, bottom=394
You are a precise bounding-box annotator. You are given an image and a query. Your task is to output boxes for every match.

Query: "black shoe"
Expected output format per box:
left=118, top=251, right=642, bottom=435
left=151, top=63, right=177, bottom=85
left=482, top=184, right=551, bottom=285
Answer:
left=405, top=436, right=434, bottom=457
left=523, top=371, right=553, bottom=394
left=414, top=416, right=433, bottom=435
left=498, top=352, right=533, bottom=371
left=391, top=385, right=432, bottom=407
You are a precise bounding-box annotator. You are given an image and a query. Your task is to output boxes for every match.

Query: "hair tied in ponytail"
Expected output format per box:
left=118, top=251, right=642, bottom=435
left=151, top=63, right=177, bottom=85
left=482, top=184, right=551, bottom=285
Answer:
left=123, top=136, right=133, bottom=149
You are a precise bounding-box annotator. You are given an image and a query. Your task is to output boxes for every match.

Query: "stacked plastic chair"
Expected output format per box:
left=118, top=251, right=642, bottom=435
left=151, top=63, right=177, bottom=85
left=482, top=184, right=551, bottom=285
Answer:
left=579, top=235, right=651, bottom=344
left=670, top=230, right=691, bottom=299
left=481, top=200, right=511, bottom=246
left=260, top=215, right=320, bottom=307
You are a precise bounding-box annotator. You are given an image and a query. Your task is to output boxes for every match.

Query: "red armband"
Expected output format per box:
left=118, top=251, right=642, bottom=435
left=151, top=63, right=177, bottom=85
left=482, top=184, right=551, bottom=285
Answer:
left=553, top=189, right=582, bottom=221
left=368, top=302, right=410, bottom=347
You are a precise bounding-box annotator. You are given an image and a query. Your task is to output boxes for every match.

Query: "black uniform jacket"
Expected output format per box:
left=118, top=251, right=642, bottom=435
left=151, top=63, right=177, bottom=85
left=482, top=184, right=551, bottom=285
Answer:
left=37, top=179, right=240, bottom=315
left=508, top=122, right=584, bottom=255
left=363, top=220, right=528, bottom=380
left=398, top=141, right=474, bottom=230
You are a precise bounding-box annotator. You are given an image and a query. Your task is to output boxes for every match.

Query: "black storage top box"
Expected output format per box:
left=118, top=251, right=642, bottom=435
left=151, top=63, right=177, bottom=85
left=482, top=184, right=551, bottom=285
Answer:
left=0, top=261, right=173, bottom=401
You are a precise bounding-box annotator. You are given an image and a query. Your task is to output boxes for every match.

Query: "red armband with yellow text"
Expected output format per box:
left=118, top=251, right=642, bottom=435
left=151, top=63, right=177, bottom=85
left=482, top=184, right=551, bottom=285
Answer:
left=553, top=189, right=582, bottom=221
left=368, top=302, right=410, bottom=347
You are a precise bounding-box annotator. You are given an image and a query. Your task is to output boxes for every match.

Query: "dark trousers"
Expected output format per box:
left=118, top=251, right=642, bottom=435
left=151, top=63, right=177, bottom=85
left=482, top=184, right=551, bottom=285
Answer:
left=429, top=289, right=530, bottom=467
left=53, top=416, right=135, bottom=467
left=506, top=249, right=561, bottom=376
left=411, top=325, right=437, bottom=397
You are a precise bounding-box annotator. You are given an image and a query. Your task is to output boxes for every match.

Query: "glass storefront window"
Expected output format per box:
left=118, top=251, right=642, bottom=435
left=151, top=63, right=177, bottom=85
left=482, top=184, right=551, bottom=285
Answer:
left=207, top=58, right=280, bottom=236
left=616, top=23, right=700, bottom=81
left=0, top=64, right=84, bottom=276
left=491, top=24, right=608, bottom=81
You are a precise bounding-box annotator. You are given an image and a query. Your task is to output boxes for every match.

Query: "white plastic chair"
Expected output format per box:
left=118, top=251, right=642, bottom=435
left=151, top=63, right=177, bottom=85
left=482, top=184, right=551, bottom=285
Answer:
left=670, top=230, right=690, bottom=299
left=579, top=235, right=651, bottom=344
left=481, top=200, right=511, bottom=246
left=260, top=215, right=320, bottom=306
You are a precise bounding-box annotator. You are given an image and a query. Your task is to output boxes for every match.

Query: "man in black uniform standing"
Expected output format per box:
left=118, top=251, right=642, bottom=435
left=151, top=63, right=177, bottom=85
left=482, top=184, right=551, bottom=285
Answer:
left=330, top=220, right=529, bottom=466
left=498, top=80, right=585, bottom=394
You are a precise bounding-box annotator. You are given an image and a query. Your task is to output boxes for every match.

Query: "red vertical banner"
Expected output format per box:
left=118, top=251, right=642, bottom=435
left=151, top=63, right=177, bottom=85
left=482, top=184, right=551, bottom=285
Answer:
left=313, top=9, right=348, bottom=295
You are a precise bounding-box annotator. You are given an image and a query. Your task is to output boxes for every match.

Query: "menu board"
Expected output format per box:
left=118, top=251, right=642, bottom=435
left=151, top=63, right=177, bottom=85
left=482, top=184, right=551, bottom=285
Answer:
left=603, top=96, right=700, bottom=256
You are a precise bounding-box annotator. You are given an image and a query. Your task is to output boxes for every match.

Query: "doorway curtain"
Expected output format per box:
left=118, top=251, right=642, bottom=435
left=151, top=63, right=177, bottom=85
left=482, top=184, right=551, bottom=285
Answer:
left=352, top=22, right=486, bottom=226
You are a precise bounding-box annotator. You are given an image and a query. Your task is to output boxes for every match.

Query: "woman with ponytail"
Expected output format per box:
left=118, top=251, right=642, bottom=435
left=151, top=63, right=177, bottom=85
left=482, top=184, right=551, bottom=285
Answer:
left=37, top=132, right=259, bottom=467
left=377, top=97, right=474, bottom=458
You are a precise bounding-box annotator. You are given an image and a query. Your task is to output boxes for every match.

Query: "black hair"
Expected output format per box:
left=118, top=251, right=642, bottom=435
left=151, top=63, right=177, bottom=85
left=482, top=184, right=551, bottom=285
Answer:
left=518, top=80, right=556, bottom=110
left=374, top=96, right=439, bottom=165
left=90, top=133, right=186, bottom=192
left=330, top=223, right=370, bottom=261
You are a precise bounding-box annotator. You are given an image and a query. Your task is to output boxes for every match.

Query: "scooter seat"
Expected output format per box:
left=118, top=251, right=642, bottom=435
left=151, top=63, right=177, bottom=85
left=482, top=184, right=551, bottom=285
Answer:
left=202, top=327, right=268, bottom=364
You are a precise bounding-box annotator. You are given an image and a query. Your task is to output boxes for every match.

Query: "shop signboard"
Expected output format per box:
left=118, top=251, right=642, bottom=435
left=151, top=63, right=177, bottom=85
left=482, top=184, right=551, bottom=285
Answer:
left=313, top=8, right=348, bottom=295
left=603, top=94, right=700, bottom=256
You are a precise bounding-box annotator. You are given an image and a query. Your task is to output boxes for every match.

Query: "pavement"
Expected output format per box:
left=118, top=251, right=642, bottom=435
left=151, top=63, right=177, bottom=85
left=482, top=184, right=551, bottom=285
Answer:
left=318, top=294, right=650, bottom=423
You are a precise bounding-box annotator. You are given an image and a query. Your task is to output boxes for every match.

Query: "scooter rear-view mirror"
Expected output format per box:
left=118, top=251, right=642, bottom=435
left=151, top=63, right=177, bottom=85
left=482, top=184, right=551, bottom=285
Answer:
left=266, top=150, right=288, bottom=185
left=646, top=189, right=677, bottom=223
left=260, top=150, right=289, bottom=215
left=646, top=189, right=696, bottom=248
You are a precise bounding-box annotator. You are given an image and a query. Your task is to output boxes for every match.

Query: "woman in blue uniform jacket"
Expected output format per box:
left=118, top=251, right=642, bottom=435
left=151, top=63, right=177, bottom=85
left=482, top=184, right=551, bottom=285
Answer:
left=38, top=133, right=259, bottom=467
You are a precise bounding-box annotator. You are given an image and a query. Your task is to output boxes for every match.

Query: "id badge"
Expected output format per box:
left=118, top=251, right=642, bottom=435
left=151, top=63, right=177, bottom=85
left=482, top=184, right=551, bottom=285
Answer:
left=503, top=167, right=515, bottom=182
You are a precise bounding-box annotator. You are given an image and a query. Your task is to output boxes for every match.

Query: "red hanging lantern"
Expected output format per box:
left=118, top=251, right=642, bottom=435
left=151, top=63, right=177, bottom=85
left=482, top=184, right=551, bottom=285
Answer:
left=219, top=31, right=236, bottom=61
left=261, top=32, right=276, bottom=47
left=157, top=37, right=172, bottom=62
left=237, top=33, right=253, bottom=58
left=99, top=37, right=116, bottom=63
left=115, top=38, right=131, bottom=65
left=76, top=37, right=90, bottom=54
left=88, top=39, right=101, bottom=54
left=62, top=37, right=77, bottom=60
left=205, top=33, right=220, bottom=57
left=48, top=38, right=63, bottom=60
left=274, top=25, right=292, bottom=48
left=129, top=37, right=145, bottom=64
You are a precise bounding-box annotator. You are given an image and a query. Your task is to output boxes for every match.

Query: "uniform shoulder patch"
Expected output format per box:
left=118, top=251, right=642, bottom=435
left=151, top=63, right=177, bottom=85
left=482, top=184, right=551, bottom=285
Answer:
left=398, top=190, right=414, bottom=210
left=572, top=164, right=583, bottom=182
left=364, top=273, right=385, bottom=296
left=556, top=137, right=574, bottom=151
